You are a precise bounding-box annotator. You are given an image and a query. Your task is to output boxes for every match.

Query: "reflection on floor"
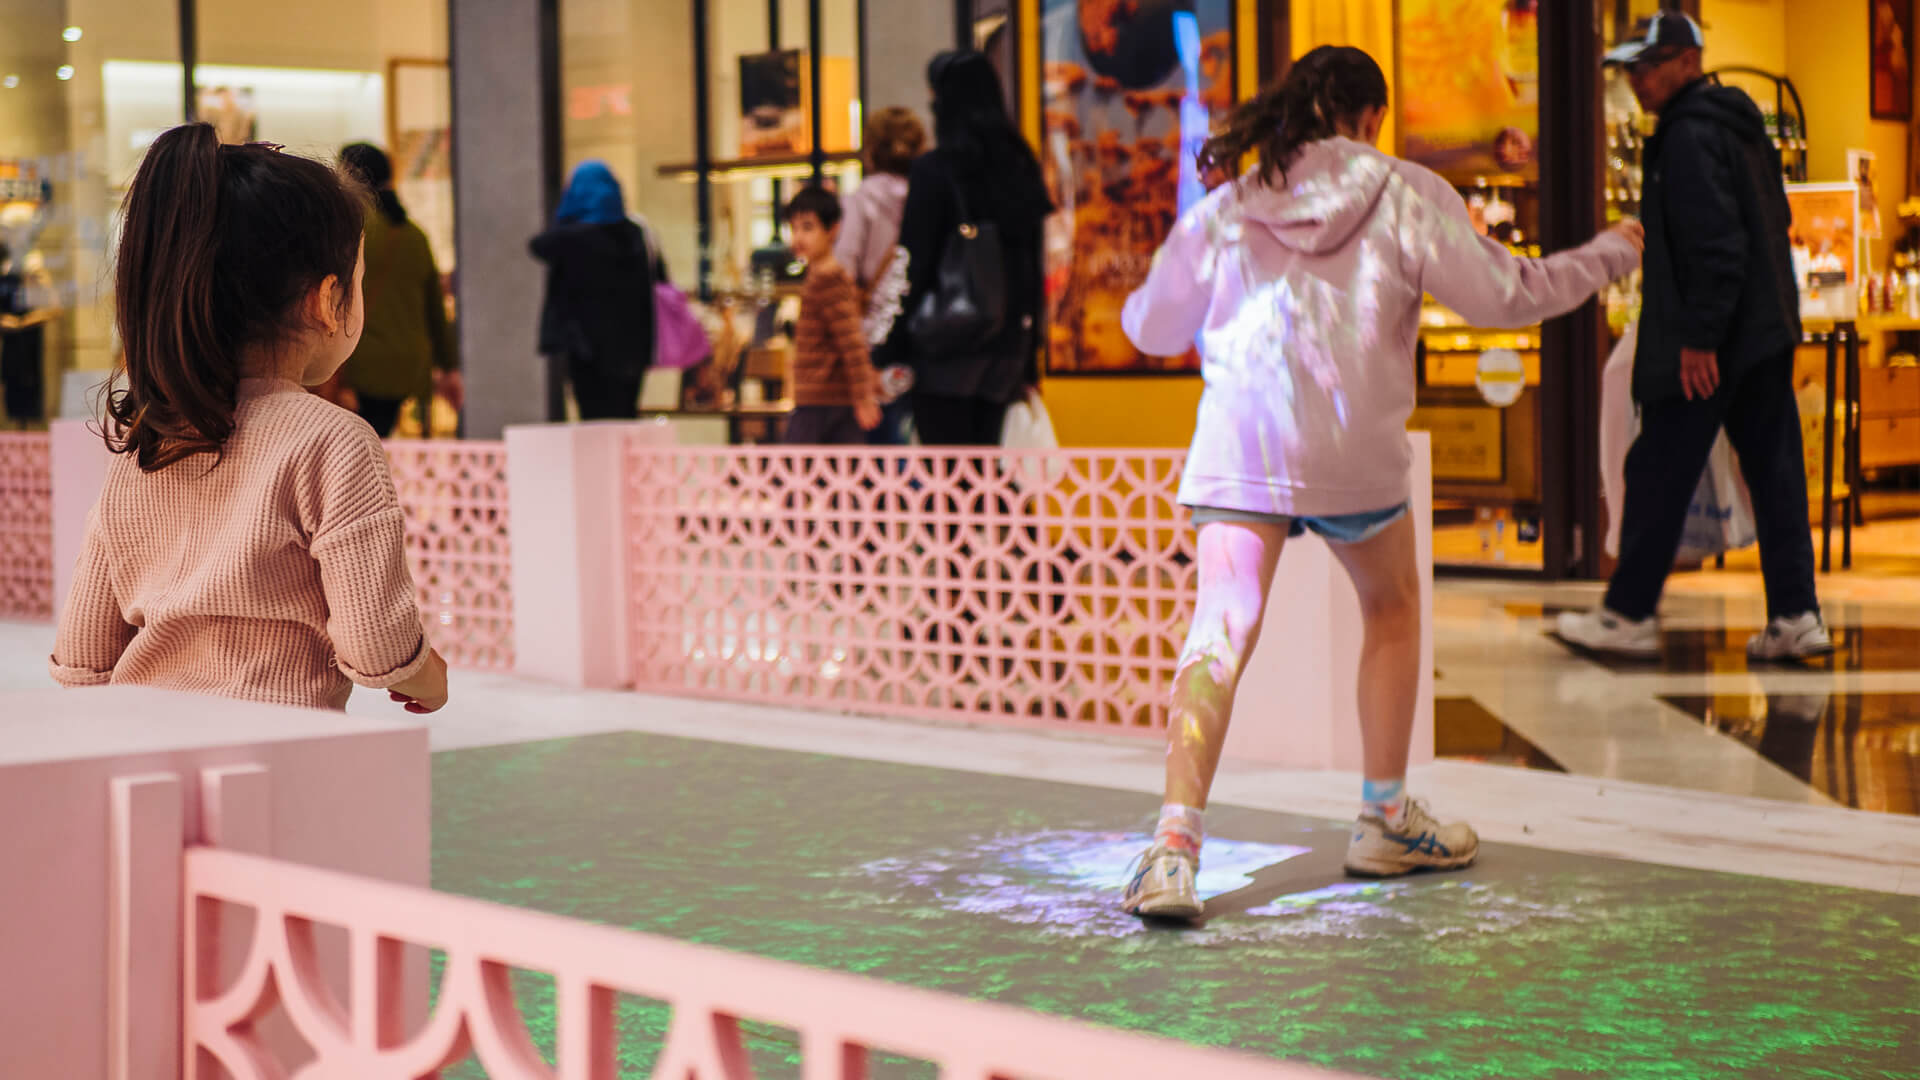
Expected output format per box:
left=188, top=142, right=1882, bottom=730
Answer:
left=1546, top=625, right=1920, bottom=675
left=1663, top=693, right=1920, bottom=816
left=1434, top=696, right=1565, bottom=771
left=431, top=731, right=1920, bottom=1080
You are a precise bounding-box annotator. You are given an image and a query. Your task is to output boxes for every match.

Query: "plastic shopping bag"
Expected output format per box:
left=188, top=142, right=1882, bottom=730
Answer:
left=1600, top=321, right=1638, bottom=558
left=1001, top=388, right=1064, bottom=488
left=1675, top=433, right=1757, bottom=563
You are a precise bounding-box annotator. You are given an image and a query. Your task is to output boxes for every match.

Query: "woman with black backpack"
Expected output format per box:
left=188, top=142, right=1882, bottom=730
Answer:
left=893, top=50, right=1052, bottom=446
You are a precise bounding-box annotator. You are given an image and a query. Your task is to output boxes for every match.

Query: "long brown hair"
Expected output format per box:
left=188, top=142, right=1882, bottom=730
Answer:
left=109, top=123, right=364, bottom=471
left=1198, top=45, right=1389, bottom=188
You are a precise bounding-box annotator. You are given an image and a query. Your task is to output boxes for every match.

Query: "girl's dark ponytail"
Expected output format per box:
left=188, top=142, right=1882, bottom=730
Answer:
left=1198, top=45, right=1389, bottom=188
left=110, top=124, right=233, bottom=470
left=107, top=123, right=365, bottom=471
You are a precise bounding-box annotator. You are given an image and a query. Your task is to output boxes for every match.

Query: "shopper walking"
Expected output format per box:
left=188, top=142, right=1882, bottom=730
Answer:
left=1558, top=13, right=1829, bottom=662
left=337, top=143, right=460, bottom=438
left=50, top=124, right=448, bottom=714
left=837, top=106, right=926, bottom=445
left=531, top=162, right=665, bottom=421
left=894, top=50, right=1050, bottom=446
left=1118, top=46, right=1642, bottom=920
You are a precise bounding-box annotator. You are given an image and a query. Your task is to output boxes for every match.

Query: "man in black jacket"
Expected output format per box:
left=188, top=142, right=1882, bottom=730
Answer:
left=1560, top=13, right=1831, bottom=661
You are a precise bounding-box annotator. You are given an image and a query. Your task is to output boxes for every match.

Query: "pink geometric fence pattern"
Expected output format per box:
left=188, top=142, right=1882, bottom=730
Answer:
left=0, top=432, right=54, bottom=619
left=386, top=440, right=514, bottom=671
left=182, top=845, right=1347, bottom=1079
left=624, top=445, right=1195, bottom=732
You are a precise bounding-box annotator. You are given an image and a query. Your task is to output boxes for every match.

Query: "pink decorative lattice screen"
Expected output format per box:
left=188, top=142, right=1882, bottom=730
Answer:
left=624, top=445, right=1195, bottom=732
left=182, top=846, right=1345, bottom=1079
left=0, top=432, right=54, bottom=619
left=386, top=440, right=513, bottom=671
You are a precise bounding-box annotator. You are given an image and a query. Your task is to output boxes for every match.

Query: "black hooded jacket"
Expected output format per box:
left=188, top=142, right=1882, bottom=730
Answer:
left=1634, top=77, right=1801, bottom=403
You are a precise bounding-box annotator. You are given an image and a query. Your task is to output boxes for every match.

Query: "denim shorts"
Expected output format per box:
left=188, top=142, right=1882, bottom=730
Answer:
left=1189, top=501, right=1410, bottom=545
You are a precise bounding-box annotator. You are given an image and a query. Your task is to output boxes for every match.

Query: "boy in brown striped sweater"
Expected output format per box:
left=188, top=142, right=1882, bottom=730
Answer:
left=784, top=186, right=881, bottom=444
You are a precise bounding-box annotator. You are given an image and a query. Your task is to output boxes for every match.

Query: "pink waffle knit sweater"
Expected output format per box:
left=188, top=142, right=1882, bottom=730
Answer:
left=50, top=378, right=429, bottom=710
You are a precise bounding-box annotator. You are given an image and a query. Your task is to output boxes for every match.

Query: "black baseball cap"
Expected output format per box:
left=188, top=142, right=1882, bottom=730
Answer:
left=1604, top=11, right=1705, bottom=66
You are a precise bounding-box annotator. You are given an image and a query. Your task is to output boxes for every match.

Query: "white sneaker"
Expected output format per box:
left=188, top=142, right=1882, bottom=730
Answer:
left=1555, top=608, right=1661, bottom=659
left=1747, top=613, right=1834, bottom=662
left=1121, top=844, right=1202, bottom=921
left=1345, top=799, right=1479, bottom=878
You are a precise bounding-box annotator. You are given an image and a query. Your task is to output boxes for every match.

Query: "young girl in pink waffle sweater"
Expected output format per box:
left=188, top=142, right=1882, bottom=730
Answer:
left=1118, top=46, right=1643, bottom=920
left=50, top=123, right=448, bottom=714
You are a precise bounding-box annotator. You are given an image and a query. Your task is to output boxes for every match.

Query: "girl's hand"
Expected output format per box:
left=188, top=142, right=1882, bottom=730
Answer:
left=389, top=648, right=449, bottom=714
left=1607, top=219, right=1646, bottom=254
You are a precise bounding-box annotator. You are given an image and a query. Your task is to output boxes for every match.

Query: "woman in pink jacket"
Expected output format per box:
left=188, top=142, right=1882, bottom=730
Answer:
left=1119, top=46, right=1643, bottom=920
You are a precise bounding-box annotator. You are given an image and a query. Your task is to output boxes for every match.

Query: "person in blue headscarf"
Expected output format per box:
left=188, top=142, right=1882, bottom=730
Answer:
left=531, top=161, right=668, bottom=420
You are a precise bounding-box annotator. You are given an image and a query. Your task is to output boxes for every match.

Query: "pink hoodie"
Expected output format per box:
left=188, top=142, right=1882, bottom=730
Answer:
left=1123, top=137, right=1640, bottom=517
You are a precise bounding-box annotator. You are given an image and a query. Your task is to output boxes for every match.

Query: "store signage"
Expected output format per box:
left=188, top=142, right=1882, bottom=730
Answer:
left=1410, top=404, right=1504, bottom=483
left=569, top=85, right=632, bottom=121
left=1475, top=348, right=1526, bottom=407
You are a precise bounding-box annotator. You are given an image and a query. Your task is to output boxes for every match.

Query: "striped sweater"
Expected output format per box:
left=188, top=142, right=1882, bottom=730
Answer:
left=792, top=258, right=876, bottom=408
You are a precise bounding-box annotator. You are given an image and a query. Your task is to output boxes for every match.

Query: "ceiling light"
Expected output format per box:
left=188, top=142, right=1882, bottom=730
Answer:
left=56, top=65, right=74, bottom=81
left=62, top=27, right=83, bottom=43
left=2, top=76, right=17, bottom=90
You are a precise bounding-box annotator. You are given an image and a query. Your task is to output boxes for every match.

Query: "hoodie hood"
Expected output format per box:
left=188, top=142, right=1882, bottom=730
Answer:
left=1235, top=137, right=1397, bottom=255
left=1659, top=78, right=1771, bottom=148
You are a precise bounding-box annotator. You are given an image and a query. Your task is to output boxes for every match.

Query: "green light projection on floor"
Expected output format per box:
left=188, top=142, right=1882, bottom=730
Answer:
left=430, top=732, right=1920, bottom=1079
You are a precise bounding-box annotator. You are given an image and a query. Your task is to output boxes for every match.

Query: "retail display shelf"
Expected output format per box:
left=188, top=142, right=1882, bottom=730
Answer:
left=657, top=151, right=863, bottom=183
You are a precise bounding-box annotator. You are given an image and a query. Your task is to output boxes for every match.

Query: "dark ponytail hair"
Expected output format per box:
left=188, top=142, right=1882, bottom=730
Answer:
left=1198, top=45, right=1389, bottom=188
left=109, top=123, right=366, bottom=471
left=341, top=142, right=407, bottom=225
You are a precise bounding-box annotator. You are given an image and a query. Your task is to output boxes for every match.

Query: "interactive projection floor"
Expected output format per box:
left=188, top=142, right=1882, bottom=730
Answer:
left=431, top=733, right=1920, bottom=1079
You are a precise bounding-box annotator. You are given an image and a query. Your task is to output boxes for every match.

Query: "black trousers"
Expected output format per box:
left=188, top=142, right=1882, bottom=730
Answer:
left=1605, top=351, right=1818, bottom=622
left=911, top=393, right=1007, bottom=446
left=567, top=355, right=641, bottom=421
left=784, top=404, right=866, bottom=445
left=356, top=394, right=410, bottom=439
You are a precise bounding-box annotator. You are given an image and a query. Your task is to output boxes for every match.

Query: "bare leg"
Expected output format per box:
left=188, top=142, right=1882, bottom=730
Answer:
left=1325, top=514, right=1422, bottom=782
left=1163, top=520, right=1288, bottom=809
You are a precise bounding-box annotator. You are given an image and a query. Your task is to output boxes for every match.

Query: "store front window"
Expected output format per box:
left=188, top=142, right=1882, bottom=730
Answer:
left=0, top=0, right=450, bottom=433
left=561, top=0, right=866, bottom=431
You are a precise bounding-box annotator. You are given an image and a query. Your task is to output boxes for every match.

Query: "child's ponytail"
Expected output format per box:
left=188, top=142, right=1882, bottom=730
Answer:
left=1198, top=45, right=1390, bottom=189
left=108, top=123, right=365, bottom=471
left=111, top=124, right=230, bottom=470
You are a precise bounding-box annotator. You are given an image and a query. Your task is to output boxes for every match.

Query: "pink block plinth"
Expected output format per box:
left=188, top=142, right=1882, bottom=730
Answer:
left=1224, top=432, right=1436, bottom=771
left=507, top=420, right=675, bottom=689
left=50, top=418, right=111, bottom=625
left=0, top=687, right=429, bottom=1080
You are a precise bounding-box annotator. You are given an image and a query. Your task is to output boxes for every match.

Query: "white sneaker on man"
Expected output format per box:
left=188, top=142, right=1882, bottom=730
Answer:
left=1555, top=608, right=1661, bottom=659
left=1747, top=613, right=1834, bottom=662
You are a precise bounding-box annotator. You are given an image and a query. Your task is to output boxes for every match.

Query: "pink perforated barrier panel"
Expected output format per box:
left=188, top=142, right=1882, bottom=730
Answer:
left=625, top=446, right=1195, bottom=733
left=386, top=440, right=514, bottom=671
left=0, top=432, right=54, bottom=619
left=182, top=846, right=1351, bottom=1079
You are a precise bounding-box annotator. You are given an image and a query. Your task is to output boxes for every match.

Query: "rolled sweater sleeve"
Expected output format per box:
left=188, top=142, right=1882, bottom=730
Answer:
left=301, top=422, right=430, bottom=688
left=49, top=503, right=135, bottom=687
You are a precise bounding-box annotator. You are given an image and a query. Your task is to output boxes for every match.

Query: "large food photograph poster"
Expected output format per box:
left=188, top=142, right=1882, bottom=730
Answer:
left=1398, top=0, right=1540, bottom=183
left=1042, top=0, right=1234, bottom=375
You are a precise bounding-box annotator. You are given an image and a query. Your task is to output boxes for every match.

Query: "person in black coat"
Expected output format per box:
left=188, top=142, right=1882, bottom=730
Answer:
left=531, top=162, right=666, bottom=421
left=1560, top=13, right=1828, bottom=662
left=893, top=50, right=1052, bottom=446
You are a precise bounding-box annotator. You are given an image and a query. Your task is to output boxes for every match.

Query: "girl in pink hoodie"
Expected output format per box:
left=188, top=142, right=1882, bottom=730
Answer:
left=1119, top=46, right=1643, bottom=920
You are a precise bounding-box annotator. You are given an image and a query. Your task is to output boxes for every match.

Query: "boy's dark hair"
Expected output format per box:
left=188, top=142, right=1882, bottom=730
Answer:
left=108, top=123, right=366, bottom=471
left=784, top=185, right=842, bottom=230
